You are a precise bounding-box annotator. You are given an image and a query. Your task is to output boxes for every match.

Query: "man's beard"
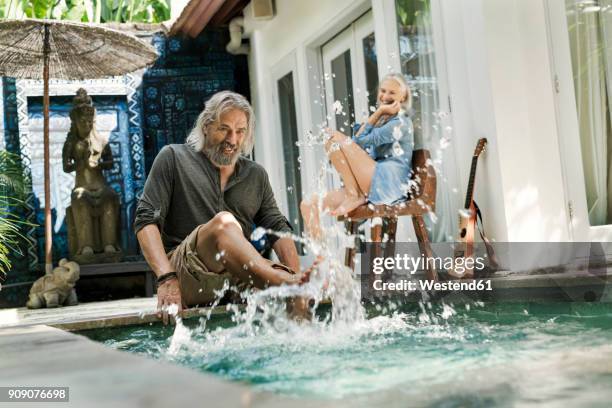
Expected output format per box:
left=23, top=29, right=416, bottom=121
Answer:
left=202, top=139, right=241, bottom=166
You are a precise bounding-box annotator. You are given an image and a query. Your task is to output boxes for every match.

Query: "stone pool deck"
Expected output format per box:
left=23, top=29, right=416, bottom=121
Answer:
left=0, top=297, right=410, bottom=408
left=0, top=297, right=222, bottom=331
left=0, top=324, right=330, bottom=408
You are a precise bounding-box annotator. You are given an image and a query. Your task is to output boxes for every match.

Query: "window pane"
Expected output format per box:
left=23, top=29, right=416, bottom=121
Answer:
left=396, top=0, right=440, bottom=149
left=277, top=72, right=304, bottom=237
left=331, top=50, right=355, bottom=133
left=565, top=0, right=612, bottom=226
left=396, top=0, right=455, bottom=243
left=362, top=32, right=379, bottom=113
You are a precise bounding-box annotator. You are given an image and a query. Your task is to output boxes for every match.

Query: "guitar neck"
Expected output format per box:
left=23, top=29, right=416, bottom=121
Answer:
left=464, top=156, right=479, bottom=209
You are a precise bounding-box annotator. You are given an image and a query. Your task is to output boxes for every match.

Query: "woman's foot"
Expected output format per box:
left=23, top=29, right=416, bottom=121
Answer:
left=330, top=195, right=366, bottom=217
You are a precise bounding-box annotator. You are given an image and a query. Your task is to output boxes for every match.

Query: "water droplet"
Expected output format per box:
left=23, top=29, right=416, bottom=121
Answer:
left=393, top=125, right=403, bottom=141
left=251, top=227, right=266, bottom=241
left=440, top=136, right=451, bottom=149
left=333, top=100, right=344, bottom=115
left=392, top=142, right=404, bottom=156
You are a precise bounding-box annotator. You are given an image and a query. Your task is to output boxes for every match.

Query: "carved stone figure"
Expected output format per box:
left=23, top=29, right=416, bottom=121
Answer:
left=26, top=258, right=80, bottom=309
left=62, top=88, right=122, bottom=264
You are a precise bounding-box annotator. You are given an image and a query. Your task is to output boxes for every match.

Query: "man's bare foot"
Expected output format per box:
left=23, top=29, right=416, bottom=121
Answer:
left=303, top=255, right=324, bottom=276
left=301, top=255, right=332, bottom=292
left=288, top=296, right=312, bottom=322
left=330, top=195, right=366, bottom=217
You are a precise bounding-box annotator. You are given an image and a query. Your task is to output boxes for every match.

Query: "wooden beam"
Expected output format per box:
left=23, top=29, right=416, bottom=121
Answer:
left=187, top=0, right=226, bottom=38
left=209, top=0, right=244, bottom=26
left=170, top=0, right=203, bottom=36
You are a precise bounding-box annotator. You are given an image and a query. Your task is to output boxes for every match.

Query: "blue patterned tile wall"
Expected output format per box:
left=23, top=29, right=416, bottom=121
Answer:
left=1, top=77, right=35, bottom=306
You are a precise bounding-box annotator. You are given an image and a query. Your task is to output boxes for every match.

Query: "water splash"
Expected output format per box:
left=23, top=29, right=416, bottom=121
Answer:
left=166, top=68, right=461, bottom=359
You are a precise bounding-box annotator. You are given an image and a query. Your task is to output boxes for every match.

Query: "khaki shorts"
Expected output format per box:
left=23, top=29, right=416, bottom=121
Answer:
left=167, top=224, right=296, bottom=307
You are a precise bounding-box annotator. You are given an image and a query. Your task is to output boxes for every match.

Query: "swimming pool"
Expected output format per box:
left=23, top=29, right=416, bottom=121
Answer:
left=79, top=301, right=612, bottom=405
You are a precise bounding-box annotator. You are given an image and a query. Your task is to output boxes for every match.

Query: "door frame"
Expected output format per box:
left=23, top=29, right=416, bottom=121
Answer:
left=544, top=0, right=599, bottom=241
left=270, top=51, right=306, bottom=227
left=322, top=23, right=360, bottom=132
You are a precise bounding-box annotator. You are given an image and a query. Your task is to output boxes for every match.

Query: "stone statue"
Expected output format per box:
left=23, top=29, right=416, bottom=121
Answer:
left=62, top=88, right=122, bottom=264
left=26, top=258, right=80, bottom=309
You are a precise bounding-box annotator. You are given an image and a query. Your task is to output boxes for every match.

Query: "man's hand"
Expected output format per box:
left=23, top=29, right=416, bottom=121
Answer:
left=156, top=278, right=184, bottom=325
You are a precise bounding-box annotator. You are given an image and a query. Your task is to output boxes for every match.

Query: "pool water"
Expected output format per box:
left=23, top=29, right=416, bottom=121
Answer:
left=80, top=302, right=612, bottom=404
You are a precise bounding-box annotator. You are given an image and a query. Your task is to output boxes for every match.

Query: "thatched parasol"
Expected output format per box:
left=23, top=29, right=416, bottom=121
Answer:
left=0, top=19, right=158, bottom=274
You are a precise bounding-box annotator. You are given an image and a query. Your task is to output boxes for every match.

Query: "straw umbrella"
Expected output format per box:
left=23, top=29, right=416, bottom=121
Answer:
left=0, top=19, right=158, bottom=274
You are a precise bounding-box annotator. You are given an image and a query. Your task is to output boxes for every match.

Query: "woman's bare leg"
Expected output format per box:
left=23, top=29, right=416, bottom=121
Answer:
left=300, top=189, right=346, bottom=241
left=325, top=131, right=377, bottom=215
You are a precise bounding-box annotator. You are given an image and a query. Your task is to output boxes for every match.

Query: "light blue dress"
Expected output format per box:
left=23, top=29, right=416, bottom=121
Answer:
left=352, top=113, right=414, bottom=205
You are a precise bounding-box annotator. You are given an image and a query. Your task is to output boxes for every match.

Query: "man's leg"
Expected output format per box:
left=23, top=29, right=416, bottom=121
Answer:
left=195, top=211, right=304, bottom=288
left=194, top=212, right=311, bottom=320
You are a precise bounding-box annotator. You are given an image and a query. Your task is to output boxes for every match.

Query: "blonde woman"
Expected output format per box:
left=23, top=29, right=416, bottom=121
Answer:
left=301, top=73, right=414, bottom=240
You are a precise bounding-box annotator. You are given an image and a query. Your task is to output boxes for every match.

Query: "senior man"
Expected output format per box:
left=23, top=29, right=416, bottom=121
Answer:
left=134, top=91, right=309, bottom=323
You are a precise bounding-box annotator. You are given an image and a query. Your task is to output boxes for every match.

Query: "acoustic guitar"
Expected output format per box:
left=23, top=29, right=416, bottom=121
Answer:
left=449, top=138, right=488, bottom=278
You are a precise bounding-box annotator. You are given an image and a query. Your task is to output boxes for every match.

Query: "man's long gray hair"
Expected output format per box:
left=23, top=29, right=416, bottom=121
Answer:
left=185, top=91, right=255, bottom=155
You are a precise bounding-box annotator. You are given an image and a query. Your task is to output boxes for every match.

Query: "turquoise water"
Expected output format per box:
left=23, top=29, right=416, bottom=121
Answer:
left=80, top=302, right=612, bottom=404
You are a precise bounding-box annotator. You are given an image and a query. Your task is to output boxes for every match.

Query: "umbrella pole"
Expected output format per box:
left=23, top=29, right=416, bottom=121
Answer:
left=43, top=23, right=52, bottom=275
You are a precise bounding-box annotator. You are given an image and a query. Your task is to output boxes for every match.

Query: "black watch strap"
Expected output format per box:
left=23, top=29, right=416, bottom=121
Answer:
left=156, top=271, right=178, bottom=286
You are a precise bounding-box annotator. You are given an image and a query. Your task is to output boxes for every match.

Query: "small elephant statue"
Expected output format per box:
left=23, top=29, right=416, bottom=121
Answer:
left=26, top=259, right=80, bottom=309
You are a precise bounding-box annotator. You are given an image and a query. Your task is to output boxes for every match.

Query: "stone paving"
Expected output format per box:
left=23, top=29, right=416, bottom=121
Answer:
left=0, top=297, right=219, bottom=331
left=0, top=324, right=334, bottom=408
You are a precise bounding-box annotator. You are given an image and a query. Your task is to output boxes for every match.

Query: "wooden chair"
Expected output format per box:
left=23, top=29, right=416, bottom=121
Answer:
left=338, top=149, right=439, bottom=282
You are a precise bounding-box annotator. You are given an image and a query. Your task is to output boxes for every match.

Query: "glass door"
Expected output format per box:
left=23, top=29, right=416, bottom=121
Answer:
left=322, top=11, right=379, bottom=133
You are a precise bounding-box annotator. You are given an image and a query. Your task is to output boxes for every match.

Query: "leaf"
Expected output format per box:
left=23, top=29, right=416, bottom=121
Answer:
left=33, top=0, right=55, bottom=18
left=62, top=0, right=86, bottom=20
left=21, top=0, right=34, bottom=17
left=0, top=150, right=33, bottom=275
left=149, top=0, right=169, bottom=23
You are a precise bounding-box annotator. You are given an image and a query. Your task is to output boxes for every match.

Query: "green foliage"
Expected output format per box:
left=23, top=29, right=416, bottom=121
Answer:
left=22, top=0, right=56, bottom=19
left=2, top=0, right=170, bottom=22
left=0, top=0, right=21, bottom=18
left=396, top=0, right=431, bottom=28
left=0, top=151, right=31, bottom=277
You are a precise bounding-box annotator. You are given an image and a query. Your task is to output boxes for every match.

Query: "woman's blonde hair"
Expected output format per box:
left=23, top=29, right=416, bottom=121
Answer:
left=379, top=72, right=413, bottom=112
left=185, top=91, right=255, bottom=155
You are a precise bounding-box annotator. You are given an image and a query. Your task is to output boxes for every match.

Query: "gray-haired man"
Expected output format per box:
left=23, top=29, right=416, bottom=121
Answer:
left=134, top=91, right=310, bottom=324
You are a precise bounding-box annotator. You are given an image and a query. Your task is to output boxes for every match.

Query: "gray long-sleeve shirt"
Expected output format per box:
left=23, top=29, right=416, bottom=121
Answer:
left=134, top=144, right=292, bottom=252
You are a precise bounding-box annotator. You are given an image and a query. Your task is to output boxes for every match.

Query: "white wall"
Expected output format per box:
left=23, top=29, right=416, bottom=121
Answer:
left=440, top=0, right=572, bottom=244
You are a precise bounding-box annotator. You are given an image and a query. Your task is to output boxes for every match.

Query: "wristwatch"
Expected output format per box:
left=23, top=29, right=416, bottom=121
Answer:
left=156, top=271, right=178, bottom=287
